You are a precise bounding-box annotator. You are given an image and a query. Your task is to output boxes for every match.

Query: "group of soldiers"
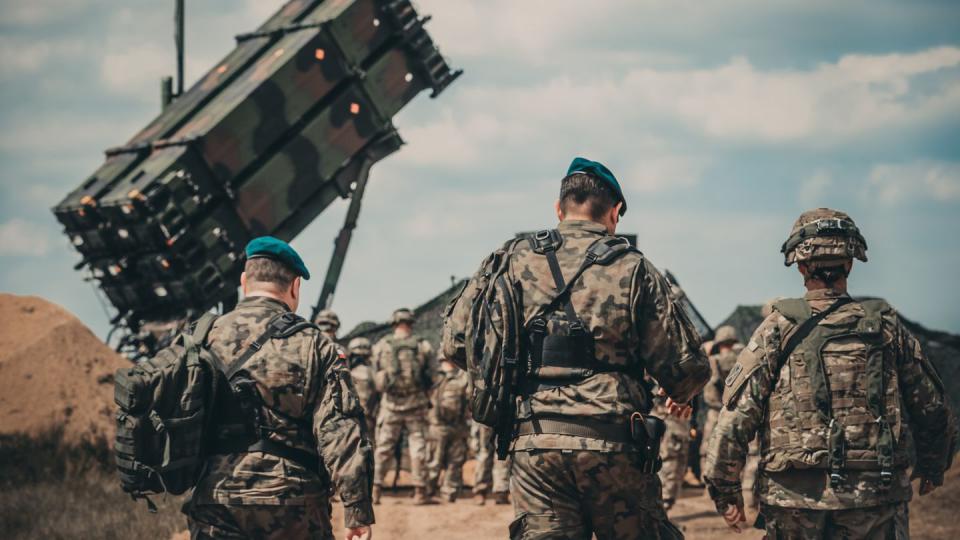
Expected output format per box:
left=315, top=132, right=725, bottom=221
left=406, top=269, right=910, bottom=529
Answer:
left=312, top=308, right=512, bottom=507
left=179, top=156, right=954, bottom=540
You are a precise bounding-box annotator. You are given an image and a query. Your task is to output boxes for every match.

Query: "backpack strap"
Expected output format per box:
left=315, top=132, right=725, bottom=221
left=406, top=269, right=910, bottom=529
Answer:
left=223, top=312, right=316, bottom=379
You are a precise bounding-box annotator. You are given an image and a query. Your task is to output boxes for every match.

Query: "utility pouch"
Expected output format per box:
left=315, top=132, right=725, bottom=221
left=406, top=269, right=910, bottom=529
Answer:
left=630, top=412, right=665, bottom=473
left=471, top=386, right=498, bottom=427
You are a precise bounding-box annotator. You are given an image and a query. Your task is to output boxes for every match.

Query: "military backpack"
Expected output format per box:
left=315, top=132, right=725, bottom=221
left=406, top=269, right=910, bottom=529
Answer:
left=114, top=311, right=320, bottom=510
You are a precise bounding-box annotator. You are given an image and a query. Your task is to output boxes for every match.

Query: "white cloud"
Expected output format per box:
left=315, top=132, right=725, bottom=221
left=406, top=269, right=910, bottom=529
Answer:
left=0, top=219, right=51, bottom=257
left=799, top=170, right=833, bottom=205
left=0, top=37, right=88, bottom=75
left=867, top=161, right=960, bottom=205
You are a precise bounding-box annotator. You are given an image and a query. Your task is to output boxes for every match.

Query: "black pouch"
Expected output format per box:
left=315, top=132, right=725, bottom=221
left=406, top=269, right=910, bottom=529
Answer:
left=471, top=386, right=498, bottom=427
left=630, top=412, right=665, bottom=473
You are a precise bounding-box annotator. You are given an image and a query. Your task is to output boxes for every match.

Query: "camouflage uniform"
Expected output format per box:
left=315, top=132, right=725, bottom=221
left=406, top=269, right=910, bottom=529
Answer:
left=427, top=366, right=471, bottom=500
left=444, top=219, right=711, bottom=539
left=704, top=209, right=955, bottom=540
left=315, top=309, right=340, bottom=343
left=348, top=337, right=379, bottom=437
left=700, top=327, right=739, bottom=476
left=654, top=397, right=691, bottom=509
left=473, top=422, right=513, bottom=500
left=184, top=296, right=374, bottom=539
left=372, top=331, right=435, bottom=489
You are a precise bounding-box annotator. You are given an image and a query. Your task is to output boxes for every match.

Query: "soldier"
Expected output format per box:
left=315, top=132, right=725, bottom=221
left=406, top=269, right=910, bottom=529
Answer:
left=348, top=337, right=379, bottom=439
left=443, top=157, right=710, bottom=539
left=315, top=309, right=341, bottom=342
left=371, top=308, right=436, bottom=505
left=184, top=237, right=373, bottom=540
left=655, top=387, right=693, bottom=511
left=472, top=423, right=512, bottom=506
left=427, top=355, right=472, bottom=502
left=704, top=208, right=955, bottom=539
left=699, top=325, right=739, bottom=476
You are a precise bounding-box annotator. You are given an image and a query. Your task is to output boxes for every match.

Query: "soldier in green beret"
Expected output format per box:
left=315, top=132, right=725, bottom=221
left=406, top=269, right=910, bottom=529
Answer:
left=444, top=158, right=709, bottom=539
left=184, top=236, right=375, bottom=540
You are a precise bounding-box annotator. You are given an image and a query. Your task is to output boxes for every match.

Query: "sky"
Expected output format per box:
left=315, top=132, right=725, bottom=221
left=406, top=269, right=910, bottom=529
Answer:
left=1, top=0, right=959, bottom=340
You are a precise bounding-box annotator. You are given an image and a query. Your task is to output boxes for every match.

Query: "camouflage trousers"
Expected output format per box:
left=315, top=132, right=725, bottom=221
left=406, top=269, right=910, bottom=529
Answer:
left=185, top=500, right=333, bottom=540
left=760, top=502, right=908, bottom=540
left=658, top=414, right=691, bottom=505
left=427, top=424, right=468, bottom=497
left=509, top=450, right=683, bottom=540
left=374, top=407, right=429, bottom=487
left=473, top=422, right=512, bottom=494
left=700, top=407, right=719, bottom=474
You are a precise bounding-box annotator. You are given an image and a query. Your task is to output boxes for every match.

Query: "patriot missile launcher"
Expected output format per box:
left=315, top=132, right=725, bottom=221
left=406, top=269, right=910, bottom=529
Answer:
left=52, top=0, right=460, bottom=348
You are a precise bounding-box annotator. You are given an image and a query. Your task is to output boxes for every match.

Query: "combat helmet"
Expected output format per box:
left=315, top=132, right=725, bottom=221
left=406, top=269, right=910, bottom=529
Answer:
left=392, top=308, right=415, bottom=325
left=710, top=325, right=738, bottom=354
left=348, top=337, right=372, bottom=356
left=781, top=208, right=867, bottom=267
left=315, top=309, right=340, bottom=330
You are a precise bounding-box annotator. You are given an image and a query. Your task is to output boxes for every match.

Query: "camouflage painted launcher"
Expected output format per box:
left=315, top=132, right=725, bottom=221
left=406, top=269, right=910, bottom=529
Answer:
left=52, top=0, right=460, bottom=328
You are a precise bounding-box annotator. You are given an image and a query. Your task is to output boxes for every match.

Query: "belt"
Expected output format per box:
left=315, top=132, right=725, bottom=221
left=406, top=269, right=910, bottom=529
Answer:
left=515, top=416, right=634, bottom=444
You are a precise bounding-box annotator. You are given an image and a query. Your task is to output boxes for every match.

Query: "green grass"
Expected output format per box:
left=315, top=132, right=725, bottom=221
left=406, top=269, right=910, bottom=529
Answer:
left=0, top=431, right=187, bottom=540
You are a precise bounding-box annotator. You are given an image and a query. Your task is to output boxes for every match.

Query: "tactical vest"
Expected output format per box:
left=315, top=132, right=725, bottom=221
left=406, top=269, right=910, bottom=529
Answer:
left=767, top=298, right=903, bottom=488
left=382, top=335, right=430, bottom=397
left=434, top=372, right=469, bottom=424
left=522, top=229, right=639, bottom=394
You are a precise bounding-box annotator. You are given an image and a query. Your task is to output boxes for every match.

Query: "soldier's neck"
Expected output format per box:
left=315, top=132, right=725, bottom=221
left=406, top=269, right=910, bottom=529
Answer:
left=394, top=327, right=412, bottom=338
left=804, top=278, right=848, bottom=295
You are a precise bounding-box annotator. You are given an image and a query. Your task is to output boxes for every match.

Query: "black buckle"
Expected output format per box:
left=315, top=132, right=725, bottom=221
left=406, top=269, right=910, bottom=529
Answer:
left=529, top=229, right=562, bottom=254
left=879, top=469, right=893, bottom=488
left=830, top=472, right=845, bottom=489
left=815, top=218, right=851, bottom=235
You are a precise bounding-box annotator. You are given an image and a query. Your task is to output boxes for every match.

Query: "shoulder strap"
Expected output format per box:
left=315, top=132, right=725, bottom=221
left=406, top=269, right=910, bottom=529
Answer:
left=223, top=312, right=314, bottom=379
left=190, top=312, right=219, bottom=345
left=530, top=235, right=636, bottom=324
left=773, top=298, right=813, bottom=323
left=776, top=297, right=852, bottom=373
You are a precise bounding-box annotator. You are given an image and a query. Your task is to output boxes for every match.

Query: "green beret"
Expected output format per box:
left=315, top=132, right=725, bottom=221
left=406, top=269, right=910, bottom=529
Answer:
left=565, top=157, right=627, bottom=216
left=245, top=236, right=310, bottom=279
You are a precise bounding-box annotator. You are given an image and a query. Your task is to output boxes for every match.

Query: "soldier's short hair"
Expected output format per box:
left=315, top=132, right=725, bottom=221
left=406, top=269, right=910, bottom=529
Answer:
left=560, top=172, right=618, bottom=220
left=245, top=257, right=297, bottom=288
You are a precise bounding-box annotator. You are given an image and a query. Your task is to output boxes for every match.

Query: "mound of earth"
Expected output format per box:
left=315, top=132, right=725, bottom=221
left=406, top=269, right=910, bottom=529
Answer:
left=0, top=293, right=127, bottom=446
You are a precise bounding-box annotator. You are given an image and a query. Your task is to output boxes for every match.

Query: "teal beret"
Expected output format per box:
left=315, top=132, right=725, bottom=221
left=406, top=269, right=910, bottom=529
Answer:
left=565, top=157, right=627, bottom=216
left=245, top=236, right=310, bottom=279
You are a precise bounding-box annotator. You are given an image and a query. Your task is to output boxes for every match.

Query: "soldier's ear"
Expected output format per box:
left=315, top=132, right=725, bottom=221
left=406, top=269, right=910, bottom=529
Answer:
left=240, top=271, right=248, bottom=294
left=290, top=276, right=301, bottom=299
left=555, top=199, right=564, bottom=221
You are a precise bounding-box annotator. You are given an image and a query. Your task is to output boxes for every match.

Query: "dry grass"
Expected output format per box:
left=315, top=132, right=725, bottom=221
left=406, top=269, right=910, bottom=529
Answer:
left=0, top=431, right=186, bottom=540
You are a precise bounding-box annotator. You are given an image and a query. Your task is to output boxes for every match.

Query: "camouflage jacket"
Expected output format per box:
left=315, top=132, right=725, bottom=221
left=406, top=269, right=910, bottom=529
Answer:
left=430, top=367, right=471, bottom=431
left=703, top=349, right=738, bottom=410
left=443, top=219, right=710, bottom=451
left=372, top=332, right=435, bottom=413
left=349, top=358, right=379, bottom=423
left=704, top=288, right=954, bottom=510
left=191, top=296, right=374, bottom=528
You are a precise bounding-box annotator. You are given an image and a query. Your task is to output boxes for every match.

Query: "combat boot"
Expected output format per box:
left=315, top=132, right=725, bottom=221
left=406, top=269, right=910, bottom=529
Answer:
left=372, top=485, right=382, bottom=505
left=413, top=486, right=437, bottom=505
left=493, top=491, right=510, bottom=505
left=473, top=492, right=486, bottom=506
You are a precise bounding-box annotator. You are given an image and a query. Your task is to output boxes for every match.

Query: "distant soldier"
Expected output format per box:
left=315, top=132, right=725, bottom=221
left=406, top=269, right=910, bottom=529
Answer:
left=315, top=309, right=340, bottom=342
left=443, top=157, right=710, bottom=539
left=655, top=386, right=693, bottom=511
left=472, top=423, right=512, bottom=506
left=348, top=337, right=379, bottom=438
left=371, top=308, right=436, bottom=505
left=184, top=237, right=373, bottom=540
left=700, top=325, right=739, bottom=476
left=427, top=355, right=471, bottom=502
left=705, top=208, right=955, bottom=538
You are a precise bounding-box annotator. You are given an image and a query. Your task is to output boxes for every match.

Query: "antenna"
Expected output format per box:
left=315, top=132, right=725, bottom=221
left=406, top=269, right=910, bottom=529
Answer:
left=161, top=0, right=185, bottom=109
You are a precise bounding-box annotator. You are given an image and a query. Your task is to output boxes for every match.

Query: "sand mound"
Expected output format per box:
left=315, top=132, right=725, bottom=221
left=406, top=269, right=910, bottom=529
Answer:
left=0, top=293, right=127, bottom=446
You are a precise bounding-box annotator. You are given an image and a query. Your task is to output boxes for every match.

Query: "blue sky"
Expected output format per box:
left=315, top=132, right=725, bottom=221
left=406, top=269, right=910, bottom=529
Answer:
left=1, top=0, right=959, bottom=338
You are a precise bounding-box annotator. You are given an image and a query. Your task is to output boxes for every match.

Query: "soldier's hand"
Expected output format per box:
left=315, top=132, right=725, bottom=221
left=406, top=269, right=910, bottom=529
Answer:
left=658, top=388, right=693, bottom=419
left=721, top=502, right=747, bottom=533
left=345, top=526, right=372, bottom=540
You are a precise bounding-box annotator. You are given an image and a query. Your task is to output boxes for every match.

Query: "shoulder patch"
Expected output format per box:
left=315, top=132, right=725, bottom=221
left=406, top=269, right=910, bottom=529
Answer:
left=722, top=344, right=764, bottom=409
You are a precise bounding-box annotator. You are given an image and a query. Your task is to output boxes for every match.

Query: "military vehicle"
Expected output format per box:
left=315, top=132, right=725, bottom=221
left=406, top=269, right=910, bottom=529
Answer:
left=51, top=0, right=460, bottom=355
